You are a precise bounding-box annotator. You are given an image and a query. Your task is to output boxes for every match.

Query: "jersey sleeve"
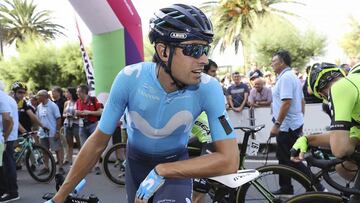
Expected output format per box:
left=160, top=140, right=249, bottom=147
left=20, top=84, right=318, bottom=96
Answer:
left=98, top=70, right=129, bottom=135
left=329, top=79, right=358, bottom=131
left=202, top=79, right=236, bottom=142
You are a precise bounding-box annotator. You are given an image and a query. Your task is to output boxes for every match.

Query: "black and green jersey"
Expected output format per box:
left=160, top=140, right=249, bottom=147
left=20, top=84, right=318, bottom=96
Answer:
left=191, top=112, right=212, bottom=143
left=329, top=73, right=360, bottom=139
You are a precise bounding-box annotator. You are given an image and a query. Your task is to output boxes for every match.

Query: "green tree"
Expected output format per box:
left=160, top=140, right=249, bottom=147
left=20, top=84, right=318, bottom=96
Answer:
left=201, top=0, right=302, bottom=69
left=252, top=17, right=326, bottom=69
left=143, top=37, right=154, bottom=62
left=56, top=43, right=87, bottom=87
left=340, top=17, right=360, bottom=60
left=0, top=0, right=64, bottom=53
left=0, top=39, right=87, bottom=91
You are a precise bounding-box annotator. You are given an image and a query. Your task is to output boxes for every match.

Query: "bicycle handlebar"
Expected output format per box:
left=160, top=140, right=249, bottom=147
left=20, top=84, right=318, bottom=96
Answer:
left=43, top=174, right=99, bottom=203
left=42, top=193, right=99, bottom=203
left=19, top=131, right=38, bottom=138
left=304, top=147, right=360, bottom=196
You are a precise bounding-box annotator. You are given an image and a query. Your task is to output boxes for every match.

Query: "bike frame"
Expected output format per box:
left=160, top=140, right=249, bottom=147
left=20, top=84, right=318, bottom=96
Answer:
left=15, top=135, right=34, bottom=164
left=236, top=126, right=276, bottom=201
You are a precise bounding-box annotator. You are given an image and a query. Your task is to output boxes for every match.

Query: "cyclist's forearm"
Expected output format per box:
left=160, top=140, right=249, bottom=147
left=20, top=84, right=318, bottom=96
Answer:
left=156, top=139, right=239, bottom=178
left=27, top=109, right=44, bottom=128
left=53, top=130, right=110, bottom=203
left=18, top=124, right=27, bottom=134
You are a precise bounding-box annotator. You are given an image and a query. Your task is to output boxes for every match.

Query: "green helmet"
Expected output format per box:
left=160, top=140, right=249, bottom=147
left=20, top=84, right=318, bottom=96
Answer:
left=308, top=62, right=346, bottom=99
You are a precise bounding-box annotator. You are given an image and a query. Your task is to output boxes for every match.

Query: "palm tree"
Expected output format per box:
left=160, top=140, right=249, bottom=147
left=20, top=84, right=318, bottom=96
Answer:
left=0, top=0, right=64, bottom=52
left=201, top=0, right=303, bottom=69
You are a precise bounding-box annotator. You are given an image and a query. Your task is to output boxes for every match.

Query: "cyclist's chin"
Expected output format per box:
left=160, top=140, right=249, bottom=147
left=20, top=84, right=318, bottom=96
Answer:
left=185, top=78, right=201, bottom=86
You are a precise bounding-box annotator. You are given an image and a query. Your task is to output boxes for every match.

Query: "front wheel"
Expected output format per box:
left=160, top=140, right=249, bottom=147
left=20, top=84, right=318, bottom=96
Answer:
left=25, top=144, right=56, bottom=183
left=103, top=143, right=127, bottom=185
left=236, top=164, right=317, bottom=203
left=285, top=192, right=344, bottom=203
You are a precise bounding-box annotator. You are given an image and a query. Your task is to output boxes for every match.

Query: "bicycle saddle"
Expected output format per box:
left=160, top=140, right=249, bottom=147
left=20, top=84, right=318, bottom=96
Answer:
left=234, top=125, right=265, bottom=133
left=209, top=169, right=260, bottom=188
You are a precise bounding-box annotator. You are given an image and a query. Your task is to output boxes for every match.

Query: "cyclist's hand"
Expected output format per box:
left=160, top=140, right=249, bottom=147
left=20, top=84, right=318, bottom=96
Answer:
left=135, top=168, right=165, bottom=202
left=290, top=136, right=308, bottom=162
left=43, top=127, right=50, bottom=133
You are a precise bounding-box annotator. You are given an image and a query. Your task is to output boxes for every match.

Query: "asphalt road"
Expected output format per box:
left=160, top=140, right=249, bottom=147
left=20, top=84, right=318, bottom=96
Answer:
left=15, top=158, right=344, bottom=203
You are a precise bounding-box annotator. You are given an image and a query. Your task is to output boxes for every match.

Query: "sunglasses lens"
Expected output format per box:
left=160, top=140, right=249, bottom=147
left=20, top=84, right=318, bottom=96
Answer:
left=181, top=44, right=210, bottom=59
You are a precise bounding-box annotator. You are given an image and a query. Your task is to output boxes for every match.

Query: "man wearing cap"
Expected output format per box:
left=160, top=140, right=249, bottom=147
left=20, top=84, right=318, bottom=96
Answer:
left=36, top=90, right=64, bottom=175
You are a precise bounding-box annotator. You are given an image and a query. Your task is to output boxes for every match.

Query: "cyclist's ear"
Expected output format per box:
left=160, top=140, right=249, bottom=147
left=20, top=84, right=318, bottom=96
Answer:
left=155, top=43, right=168, bottom=62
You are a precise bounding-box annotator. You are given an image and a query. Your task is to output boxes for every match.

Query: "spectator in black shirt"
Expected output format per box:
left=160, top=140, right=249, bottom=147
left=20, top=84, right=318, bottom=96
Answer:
left=52, top=86, right=66, bottom=123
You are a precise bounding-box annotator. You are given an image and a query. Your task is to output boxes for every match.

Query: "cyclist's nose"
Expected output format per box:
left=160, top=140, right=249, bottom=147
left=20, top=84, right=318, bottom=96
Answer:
left=198, top=52, right=208, bottom=63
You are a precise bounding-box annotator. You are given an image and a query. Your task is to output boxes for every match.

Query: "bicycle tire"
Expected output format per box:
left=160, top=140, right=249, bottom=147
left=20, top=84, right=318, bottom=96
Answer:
left=25, top=144, right=56, bottom=182
left=103, top=143, right=127, bottom=185
left=237, top=164, right=317, bottom=203
left=285, top=192, right=344, bottom=203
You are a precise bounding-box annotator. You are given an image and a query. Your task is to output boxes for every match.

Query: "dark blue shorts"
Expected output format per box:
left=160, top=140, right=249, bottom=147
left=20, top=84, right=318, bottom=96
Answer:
left=125, top=145, right=192, bottom=203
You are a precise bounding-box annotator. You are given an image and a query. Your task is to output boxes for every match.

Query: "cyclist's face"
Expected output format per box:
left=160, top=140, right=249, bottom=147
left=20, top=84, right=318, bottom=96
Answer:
left=318, top=86, right=330, bottom=100
left=15, top=89, right=26, bottom=100
left=171, top=40, right=209, bottom=85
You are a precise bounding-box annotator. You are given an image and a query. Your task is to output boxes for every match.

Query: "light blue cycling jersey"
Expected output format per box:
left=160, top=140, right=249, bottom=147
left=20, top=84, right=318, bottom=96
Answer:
left=99, top=62, right=235, bottom=155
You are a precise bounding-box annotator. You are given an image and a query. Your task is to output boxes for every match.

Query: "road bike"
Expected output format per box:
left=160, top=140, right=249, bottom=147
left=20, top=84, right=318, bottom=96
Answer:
left=285, top=147, right=360, bottom=203
left=203, top=125, right=317, bottom=203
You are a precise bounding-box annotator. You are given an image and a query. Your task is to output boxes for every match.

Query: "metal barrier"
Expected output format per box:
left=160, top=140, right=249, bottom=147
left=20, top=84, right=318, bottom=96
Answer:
left=228, top=103, right=330, bottom=144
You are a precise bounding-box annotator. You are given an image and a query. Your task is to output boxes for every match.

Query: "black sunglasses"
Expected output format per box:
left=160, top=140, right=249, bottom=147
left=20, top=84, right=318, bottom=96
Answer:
left=173, top=43, right=211, bottom=59
left=17, top=90, right=26, bottom=94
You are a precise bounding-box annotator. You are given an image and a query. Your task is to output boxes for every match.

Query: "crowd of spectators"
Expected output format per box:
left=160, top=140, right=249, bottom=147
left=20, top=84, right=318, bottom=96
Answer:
left=0, top=81, right=106, bottom=202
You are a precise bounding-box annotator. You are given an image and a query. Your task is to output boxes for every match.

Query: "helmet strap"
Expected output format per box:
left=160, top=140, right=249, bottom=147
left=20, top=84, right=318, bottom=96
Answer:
left=155, top=44, right=186, bottom=89
left=165, top=46, right=186, bottom=89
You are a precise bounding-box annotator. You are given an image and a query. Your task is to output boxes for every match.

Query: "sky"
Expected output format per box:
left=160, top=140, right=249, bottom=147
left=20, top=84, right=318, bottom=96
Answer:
left=6, top=0, right=360, bottom=66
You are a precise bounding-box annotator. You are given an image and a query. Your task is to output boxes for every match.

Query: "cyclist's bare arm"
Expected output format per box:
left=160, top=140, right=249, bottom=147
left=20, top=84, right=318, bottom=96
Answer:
left=52, top=129, right=110, bottom=203
left=156, top=138, right=239, bottom=178
left=307, top=130, right=357, bottom=158
left=2, top=112, right=13, bottom=140
left=18, top=123, right=27, bottom=134
left=26, top=109, right=45, bottom=128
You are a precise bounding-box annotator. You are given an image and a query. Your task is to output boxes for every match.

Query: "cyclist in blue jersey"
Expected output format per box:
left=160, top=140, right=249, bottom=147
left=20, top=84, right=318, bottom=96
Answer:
left=47, top=4, right=239, bottom=203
